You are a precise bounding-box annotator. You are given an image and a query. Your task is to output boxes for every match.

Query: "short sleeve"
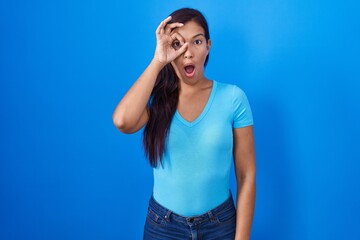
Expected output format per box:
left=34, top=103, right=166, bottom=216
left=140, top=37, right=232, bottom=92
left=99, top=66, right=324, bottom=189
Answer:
left=232, top=85, right=254, bottom=128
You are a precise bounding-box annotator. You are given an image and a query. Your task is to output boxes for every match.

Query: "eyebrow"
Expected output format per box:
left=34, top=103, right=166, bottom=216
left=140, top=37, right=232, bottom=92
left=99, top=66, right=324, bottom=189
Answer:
left=192, top=33, right=205, bottom=39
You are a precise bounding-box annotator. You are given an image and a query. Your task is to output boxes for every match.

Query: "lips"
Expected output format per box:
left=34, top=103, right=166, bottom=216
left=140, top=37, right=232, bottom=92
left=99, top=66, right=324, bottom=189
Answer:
left=184, top=63, right=195, bottom=78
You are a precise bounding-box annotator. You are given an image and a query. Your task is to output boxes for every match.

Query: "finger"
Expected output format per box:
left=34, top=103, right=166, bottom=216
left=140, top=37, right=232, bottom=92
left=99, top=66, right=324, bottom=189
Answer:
left=175, top=42, right=189, bottom=57
left=156, top=16, right=172, bottom=35
left=170, top=32, right=185, bottom=44
left=165, top=22, right=184, bottom=34
left=160, top=16, right=172, bottom=35
left=155, top=17, right=169, bottom=35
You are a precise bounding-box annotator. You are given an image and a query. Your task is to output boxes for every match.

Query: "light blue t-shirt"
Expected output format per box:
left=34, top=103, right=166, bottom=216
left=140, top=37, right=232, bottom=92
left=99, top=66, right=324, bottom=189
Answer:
left=153, top=80, right=253, bottom=216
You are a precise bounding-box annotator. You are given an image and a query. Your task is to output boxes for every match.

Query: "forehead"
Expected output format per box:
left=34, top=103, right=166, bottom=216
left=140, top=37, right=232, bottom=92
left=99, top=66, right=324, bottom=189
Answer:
left=173, top=20, right=205, bottom=38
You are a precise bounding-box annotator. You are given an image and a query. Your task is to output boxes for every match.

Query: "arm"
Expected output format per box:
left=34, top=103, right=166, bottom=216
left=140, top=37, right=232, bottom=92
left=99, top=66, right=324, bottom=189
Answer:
left=112, top=16, right=188, bottom=133
left=112, top=59, right=163, bottom=134
left=233, top=126, right=256, bottom=240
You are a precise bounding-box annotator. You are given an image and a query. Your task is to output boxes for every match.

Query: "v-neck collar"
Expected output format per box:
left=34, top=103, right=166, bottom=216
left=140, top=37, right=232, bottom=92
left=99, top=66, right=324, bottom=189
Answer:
left=175, top=80, right=217, bottom=127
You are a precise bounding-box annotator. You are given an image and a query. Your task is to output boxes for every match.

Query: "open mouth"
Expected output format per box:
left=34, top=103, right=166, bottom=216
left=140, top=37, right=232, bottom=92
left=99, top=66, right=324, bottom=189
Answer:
left=184, top=64, right=195, bottom=78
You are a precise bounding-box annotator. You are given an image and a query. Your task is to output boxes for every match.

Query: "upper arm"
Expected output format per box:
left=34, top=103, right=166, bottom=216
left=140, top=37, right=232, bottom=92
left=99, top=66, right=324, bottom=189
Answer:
left=233, top=126, right=256, bottom=182
left=118, top=107, right=149, bottom=134
left=232, top=85, right=253, bottom=128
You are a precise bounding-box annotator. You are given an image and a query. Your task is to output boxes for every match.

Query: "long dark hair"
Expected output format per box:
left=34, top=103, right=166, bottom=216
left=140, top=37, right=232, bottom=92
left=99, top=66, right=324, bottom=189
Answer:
left=143, top=8, right=210, bottom=168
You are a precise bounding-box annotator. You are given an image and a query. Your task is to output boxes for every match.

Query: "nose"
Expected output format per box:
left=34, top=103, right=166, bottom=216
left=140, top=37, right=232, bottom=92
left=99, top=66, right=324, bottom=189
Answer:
left=184, top=45, right=193, bottom=59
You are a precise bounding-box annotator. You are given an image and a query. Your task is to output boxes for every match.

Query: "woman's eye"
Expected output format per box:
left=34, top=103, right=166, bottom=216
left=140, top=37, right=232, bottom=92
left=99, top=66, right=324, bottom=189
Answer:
left=194, top=39, right=202, bottom=45
left=172, top=41, right=181, bottom=49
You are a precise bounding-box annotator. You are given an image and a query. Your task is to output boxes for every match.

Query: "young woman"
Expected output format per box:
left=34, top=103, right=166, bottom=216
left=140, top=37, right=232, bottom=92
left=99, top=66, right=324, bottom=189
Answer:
left=112, top=8, right=256, bottom=240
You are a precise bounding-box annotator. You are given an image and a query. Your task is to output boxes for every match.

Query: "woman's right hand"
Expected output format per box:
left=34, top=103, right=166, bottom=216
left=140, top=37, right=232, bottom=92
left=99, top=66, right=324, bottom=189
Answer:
left=153, top=16, right=188, bottom=66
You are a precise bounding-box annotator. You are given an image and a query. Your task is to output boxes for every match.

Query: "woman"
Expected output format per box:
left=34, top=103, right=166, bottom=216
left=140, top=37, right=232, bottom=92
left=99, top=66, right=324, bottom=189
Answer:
left=112, top=8, right=256, bottom=240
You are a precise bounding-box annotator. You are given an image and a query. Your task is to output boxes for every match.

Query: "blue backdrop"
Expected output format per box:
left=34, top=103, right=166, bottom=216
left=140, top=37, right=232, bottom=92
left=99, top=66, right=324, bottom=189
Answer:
left=1, top=0, right=359, bottom=239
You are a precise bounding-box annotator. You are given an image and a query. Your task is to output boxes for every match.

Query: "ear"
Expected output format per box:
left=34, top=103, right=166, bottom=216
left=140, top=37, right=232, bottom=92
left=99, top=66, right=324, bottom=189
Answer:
left=206, top=39, right=212, bottom=51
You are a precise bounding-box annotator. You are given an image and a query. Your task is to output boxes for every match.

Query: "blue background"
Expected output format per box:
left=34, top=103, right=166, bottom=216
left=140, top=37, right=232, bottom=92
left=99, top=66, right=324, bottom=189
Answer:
left=1, top=0, right=359, bottom=239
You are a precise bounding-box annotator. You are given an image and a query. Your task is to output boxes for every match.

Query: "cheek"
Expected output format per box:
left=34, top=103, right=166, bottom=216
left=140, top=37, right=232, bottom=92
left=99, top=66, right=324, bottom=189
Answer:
left=197, top=47, right=209, bottom=62
left=171, top=61, right=182, bottom=76
left=171, top=60, right=181, bottom=70
left=198, top=44, right=209, bottom=55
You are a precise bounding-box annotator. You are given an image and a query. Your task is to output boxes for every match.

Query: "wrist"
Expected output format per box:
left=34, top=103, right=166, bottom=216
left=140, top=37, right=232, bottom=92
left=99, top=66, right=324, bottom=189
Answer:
left=151, top=57, right=167, bottom=70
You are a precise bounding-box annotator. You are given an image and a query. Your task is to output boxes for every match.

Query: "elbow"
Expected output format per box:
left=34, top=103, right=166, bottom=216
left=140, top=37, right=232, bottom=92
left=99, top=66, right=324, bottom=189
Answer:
left=236, top=169, right=256, bottom=184
left=112, top=114, right=132, bottom=134
left=112, top=115, right=124, bottom=130
left=243, top=169, right=256, bottom=181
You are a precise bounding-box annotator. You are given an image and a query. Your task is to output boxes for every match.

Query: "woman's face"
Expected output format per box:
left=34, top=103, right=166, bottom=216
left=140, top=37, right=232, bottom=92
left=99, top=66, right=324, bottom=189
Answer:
left=170, top=20, right=211, bottom=82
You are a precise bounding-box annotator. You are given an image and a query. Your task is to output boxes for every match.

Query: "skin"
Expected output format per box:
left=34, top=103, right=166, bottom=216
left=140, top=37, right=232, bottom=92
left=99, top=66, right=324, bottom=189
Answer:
left=169, top=21, right=211, bottom=89
left=112, top=15, right=256, bottom=240
left=233, top=126, right=256, bottom=240
left=168, top=20, right=214, bottom=121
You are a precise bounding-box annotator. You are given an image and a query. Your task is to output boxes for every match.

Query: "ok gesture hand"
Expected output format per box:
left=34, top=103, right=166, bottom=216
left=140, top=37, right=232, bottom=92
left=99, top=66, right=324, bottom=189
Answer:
left=153, top=16, right=188, bottom=65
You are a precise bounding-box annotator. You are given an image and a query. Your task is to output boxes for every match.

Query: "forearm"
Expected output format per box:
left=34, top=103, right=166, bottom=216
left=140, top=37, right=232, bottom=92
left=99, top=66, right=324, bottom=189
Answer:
left=234, top=175, right=256, bottom=240
left=112, top=59, right=164, bottom=129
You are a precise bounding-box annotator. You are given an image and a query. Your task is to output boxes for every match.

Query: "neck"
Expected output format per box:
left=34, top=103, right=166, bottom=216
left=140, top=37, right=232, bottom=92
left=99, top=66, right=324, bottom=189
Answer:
left=178, top=76, right=212, bottom=96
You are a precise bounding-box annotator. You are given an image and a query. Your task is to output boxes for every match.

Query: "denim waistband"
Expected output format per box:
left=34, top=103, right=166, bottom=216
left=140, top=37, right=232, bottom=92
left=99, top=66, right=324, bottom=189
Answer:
left=148, top=190, right=235, bottom=225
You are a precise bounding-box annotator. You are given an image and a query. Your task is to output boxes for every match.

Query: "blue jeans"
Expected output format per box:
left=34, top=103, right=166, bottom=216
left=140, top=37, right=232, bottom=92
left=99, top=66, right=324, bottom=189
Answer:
left=143, top=190, right=236, bottom=240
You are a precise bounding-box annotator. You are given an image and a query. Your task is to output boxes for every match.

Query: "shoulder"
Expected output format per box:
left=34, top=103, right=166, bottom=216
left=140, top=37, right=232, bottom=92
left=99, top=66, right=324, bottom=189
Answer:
left=214, top=80, right=246, bottom=98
